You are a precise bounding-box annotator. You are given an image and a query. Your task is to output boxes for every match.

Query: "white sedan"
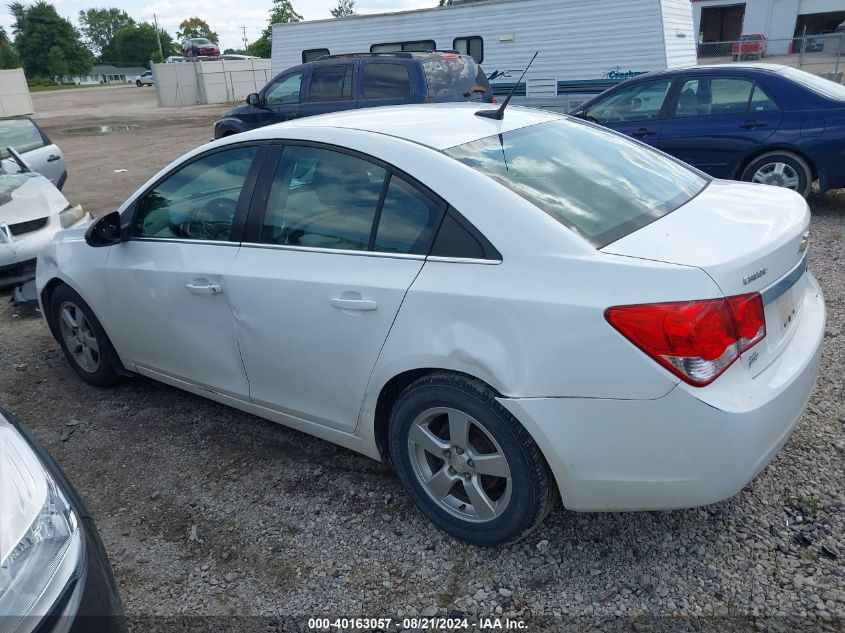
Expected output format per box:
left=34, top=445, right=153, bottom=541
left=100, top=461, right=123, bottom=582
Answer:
left=35, top=104, right=825, bottom=545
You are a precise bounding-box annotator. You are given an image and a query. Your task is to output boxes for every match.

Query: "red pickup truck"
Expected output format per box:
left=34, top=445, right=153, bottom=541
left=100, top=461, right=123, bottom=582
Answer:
left=732, top=34, right=767, bottom=60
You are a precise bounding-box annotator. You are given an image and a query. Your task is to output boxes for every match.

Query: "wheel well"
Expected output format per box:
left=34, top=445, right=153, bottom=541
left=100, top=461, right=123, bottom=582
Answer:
left=734, top=146, right=817, bottom=183
left=40, top=278, right=66, bottom=341
left=372, top=368, right=504, bottom=463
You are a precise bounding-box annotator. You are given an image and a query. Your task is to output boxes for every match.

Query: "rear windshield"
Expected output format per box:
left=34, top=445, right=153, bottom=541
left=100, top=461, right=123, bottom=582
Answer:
left=780, top=66, right=845, bottom=100
left=740, top=34, right=763, bottom=41
left=444, top=118, right=707, bottom=248
left=423, top=57, right=491, bottom=102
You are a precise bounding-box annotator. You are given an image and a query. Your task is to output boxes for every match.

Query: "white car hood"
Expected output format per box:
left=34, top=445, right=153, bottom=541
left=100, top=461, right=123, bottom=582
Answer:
left=0, top=172, right=69, bottom=226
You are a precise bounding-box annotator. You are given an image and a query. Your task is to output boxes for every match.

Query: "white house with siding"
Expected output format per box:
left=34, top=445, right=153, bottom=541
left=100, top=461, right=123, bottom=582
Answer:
left=271, top=0, right=697, bottom=112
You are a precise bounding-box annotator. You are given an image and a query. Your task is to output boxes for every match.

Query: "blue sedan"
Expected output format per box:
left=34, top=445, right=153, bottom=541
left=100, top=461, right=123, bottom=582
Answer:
left=573, top=64, right=845, bottom=197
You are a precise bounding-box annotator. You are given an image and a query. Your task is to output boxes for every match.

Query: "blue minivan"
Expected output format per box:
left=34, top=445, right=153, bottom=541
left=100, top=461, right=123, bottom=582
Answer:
left=214, top=51, right=493, bottom=139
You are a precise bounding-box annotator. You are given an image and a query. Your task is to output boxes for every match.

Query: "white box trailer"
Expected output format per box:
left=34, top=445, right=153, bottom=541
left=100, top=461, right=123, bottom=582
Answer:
left=271, top=0, right=696, bottom=111
left=0, top=69, right=34, bottom=118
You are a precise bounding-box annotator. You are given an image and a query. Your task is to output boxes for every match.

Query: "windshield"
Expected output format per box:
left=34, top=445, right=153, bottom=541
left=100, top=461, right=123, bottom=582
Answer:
left=740, top=34, right=763, bottom=41
left=780, top=66, right=845, bottom=100
left=444, top=118, right=707, bottom=248
left=194, top=38, right=211, bottom=45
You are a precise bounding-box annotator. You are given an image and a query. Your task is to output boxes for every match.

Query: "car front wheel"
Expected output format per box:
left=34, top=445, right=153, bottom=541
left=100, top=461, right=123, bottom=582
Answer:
left=51, top=284, right=121, bottom=387
left=741, top=151, right=812, bottom=197
left=388, top=373, right=555, bottom=546
left=136, top=80, right=142, bottom=87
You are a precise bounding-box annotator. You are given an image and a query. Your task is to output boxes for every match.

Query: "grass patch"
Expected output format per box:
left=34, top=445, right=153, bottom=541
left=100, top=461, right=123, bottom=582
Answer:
left=29, top=83, right=114, bottom=92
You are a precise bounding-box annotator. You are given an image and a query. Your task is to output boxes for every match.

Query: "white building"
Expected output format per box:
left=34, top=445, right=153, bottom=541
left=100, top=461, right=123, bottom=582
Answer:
left=271, top=0, right=697, bottom=111
left=693, top=0, right=845, bottom=55
left=68, top=65, right=149, bottom=85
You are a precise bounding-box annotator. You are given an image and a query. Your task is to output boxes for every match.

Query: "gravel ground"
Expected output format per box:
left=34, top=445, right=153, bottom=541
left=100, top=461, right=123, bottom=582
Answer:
left=0, top=87, right=843, bottom=631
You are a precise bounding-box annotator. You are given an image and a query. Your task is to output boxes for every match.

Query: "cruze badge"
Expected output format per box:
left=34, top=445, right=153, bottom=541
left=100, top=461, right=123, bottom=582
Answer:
left=743, top=267, right=768, bottom=285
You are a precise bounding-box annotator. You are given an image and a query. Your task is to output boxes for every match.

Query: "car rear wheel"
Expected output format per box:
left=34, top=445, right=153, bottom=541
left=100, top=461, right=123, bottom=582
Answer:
left=51, top=284, right=121, bottom=387
left=741, top=151, right=812, bottom=197
left=388, top=373, right=555, bottom=546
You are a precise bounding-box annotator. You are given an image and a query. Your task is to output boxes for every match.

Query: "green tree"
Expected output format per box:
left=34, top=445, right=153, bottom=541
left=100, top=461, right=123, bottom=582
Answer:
left=78, top=8, right=135, bottom=56
left=249, top=0, right=302, bottom=58
left=0, top=26, right=20, bottom=69
left=330, top=0, right=355, bottom=18
left=177, top=17, right=219, bottom=43
left=9, top=1, right=93, bottom=79
left=46, top=45, right=68, bottom=79
left=102, top=22, right=175, bottom=66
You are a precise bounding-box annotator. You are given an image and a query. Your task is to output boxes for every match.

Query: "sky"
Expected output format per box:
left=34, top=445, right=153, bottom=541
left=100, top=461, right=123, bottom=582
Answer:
left=0, top=0, right=433, bottom=53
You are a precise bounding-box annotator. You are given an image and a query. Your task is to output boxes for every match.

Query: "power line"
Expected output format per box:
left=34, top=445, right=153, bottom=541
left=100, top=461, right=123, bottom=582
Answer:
left=240, top=25, right=248, bottom=50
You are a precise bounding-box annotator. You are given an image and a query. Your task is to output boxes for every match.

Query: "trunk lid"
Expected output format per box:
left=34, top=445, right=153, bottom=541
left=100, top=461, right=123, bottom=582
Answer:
left=603, top=180, right=810, bottom=376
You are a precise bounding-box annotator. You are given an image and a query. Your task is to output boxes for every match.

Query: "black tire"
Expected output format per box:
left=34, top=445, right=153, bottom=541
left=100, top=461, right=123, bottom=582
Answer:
left=740, top=150, right=813, bottom=198
left=50, top=284, right=121, bottom=387
left=136, top=80, right=142, bottom=87
left=388, top=373, right=555, bottom=546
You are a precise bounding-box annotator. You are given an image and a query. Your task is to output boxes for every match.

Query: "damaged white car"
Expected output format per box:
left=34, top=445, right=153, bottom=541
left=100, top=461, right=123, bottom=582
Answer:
left=0, top=151, right=87, bottom=288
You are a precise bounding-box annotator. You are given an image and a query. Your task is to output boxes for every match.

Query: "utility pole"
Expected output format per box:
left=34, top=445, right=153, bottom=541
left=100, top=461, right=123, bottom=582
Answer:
left=240, top=26, right=248, bottom=51
left=154, top=13, right=164, bottom=59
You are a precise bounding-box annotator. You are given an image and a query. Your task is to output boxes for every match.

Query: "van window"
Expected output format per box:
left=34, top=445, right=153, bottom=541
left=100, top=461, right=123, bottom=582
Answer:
left=309, top=65, right=353, bottom=102
left=363, top=63, right=411, bottom=99
left=302, top=48, right=329, bottom=63
left=423, top=57, right=490, bottom=102
left=370, top=40, right=435, bottom=53
left=453, top=36, right=483, bottom=63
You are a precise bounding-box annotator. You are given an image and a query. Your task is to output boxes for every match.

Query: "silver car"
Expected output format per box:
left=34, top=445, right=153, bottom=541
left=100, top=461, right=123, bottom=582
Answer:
left=135, top=70, right=154, bottom=86
left=0, top=117, right=67, bottom=190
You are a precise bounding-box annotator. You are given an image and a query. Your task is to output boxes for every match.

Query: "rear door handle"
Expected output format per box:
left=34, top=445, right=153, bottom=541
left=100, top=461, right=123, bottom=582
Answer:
left=633, top=127, right=656, bottom=137
left=739, top=120, right=767, bottom=129
left=186, top=282, right=223, bottom=295
left=330, top=297, right=378, bottom=311
left=46, top=155, right=61, bottom=162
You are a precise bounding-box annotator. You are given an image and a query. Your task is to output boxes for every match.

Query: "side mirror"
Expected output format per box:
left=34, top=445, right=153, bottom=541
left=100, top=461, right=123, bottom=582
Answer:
left=85, top=211, right=124, bottom=247
left=246, top=92, right=260, bottom=106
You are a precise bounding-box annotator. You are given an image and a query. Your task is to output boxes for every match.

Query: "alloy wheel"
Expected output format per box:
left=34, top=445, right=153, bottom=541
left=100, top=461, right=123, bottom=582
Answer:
left=58, top=301, right=100, bottom=373
left=407, top=407, right=512, bottom=523
left=752, top=162, right=800, bottom=190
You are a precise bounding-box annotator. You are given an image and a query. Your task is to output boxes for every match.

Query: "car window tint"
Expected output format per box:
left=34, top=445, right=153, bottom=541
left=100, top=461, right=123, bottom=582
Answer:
left=423, top=57, right=490, bottom=102
left=749, top=84, right=779, bottom=112
left=374, top=177, right=442, bottom=254
left=261, top=146, right=387, bottom=252
left=134, top=146, right=258, bottom=241
left=309, top=65, right=353, bottom=102
left=585, top=80, right=671, bottom=124
left=675, top=77, right=753, bottom=118
left=0, top=119, right=45, bottom=158
left=363, top=63, right=411, bottom=99
left=265, top=72, right=303, bottom=105
left=445, top=118, right=707, bottom=248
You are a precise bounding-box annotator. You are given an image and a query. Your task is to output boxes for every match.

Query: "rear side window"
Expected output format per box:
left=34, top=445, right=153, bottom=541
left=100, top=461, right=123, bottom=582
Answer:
left=423, top=57, right=491, bottom=102
left=749, top=83, right=779, bottom=112
left=675, top=77, right=754, bottom=118
left=444, top=118, right=707, bottom=248
left=309, top=65, right=353, bottom=102
left=430, top=209, right=499, bottom=260
left=374, top=176, right=443, bottom=254
left=453, top=36, right=483, bottom=63
left=363, top=63, right=411, bottom=99
left=0, top=119, right=46, bottom=158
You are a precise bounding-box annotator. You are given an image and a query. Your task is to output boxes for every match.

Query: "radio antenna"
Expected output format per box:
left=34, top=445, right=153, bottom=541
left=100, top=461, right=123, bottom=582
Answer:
left=476, top=51, right=538, bottom=120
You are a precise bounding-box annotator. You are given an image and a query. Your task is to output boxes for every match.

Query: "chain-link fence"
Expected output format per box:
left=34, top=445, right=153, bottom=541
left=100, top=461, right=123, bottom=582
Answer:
left=696, top=34, right=844, bottom=82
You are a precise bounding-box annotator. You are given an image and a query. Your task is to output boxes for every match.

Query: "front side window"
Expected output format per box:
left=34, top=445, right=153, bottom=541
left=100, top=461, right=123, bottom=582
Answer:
left=444, top=118, right=707, bottom=248
left=674, top=77, right=754, bottom=118
left=0, top=119, right=45, bottom=158
left=134, top=146, right=258, bottom=241
left=265, top=72, right=303, bottom=105
left=260, top=146, right=386, bottom=251
left=453, top=36, right=483, bottom=63
left=585, top=80, right=672, bottom=124
left=309, top=65, right=353, bottom=102
left=363, top=63, right=411, bottom=99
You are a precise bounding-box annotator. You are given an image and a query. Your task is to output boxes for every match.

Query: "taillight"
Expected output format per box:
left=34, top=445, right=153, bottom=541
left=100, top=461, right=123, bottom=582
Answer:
left=605, top=293, right=766, bottom=387
left=492, top=97, right=497, bottom=104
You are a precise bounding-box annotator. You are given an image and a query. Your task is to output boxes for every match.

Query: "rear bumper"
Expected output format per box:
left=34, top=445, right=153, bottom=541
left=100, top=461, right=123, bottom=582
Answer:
left=499, top=273, right=825, bottom=512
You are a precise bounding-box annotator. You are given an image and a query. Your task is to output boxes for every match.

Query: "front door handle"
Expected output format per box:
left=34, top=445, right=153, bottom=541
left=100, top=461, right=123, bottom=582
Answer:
left=330, top=297, right=378, bottom=311
left=739, top=120, right=767, bottom=129
left=46, top=155, right=61, bottom=162
left=186, top=282, right=223, bottom=295
left=633, top=127, right=656, bottom=137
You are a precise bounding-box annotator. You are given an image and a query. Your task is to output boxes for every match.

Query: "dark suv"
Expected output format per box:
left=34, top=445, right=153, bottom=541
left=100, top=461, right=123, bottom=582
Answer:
left=213, top=51, right=493, bottom=138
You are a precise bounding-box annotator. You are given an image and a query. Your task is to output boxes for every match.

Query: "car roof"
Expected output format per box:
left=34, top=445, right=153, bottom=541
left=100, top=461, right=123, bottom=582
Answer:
left=235, top=103, right=561, bottom=151
left=629, top=63, right=788, bottom=82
